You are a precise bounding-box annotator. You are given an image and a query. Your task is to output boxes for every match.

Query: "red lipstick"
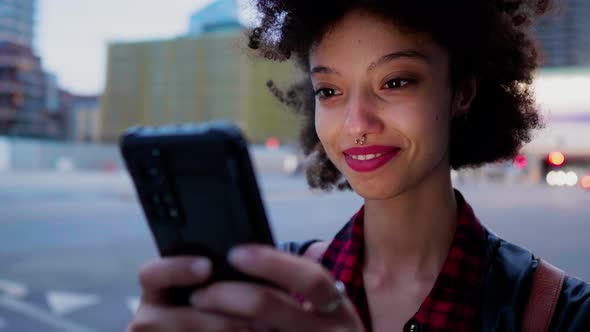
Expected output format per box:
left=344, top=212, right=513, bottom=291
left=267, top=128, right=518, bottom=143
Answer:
left=342, top=145, right=401, bottom=173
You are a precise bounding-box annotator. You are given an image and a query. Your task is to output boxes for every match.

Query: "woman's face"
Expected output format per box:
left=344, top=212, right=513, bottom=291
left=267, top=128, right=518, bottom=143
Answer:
left=310, top=10, right=456, bottom=199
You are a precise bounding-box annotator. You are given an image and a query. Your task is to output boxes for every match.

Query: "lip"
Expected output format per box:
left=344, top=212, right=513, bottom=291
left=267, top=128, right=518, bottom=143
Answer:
left=342, top=145, right=401, bottom=173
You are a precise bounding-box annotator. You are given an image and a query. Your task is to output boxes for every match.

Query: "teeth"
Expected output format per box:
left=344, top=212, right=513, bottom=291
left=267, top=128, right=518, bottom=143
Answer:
left=350, top=153, right=385, bottom=161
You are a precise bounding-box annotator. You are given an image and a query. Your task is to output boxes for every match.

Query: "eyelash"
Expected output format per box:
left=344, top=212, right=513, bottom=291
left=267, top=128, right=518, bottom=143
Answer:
left=383, top=78, right=413, bottom=89
left=314, top=88, right=339, bottom=100
left=314, top=78, right=414, bottom=100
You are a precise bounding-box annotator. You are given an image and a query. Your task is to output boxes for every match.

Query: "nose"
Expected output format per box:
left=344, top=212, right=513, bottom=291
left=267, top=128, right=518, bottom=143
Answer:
left=344, top=89, right=384, bottom=139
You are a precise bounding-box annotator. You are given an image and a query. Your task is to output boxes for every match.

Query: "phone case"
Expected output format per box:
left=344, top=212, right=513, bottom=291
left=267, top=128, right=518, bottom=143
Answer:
left=120, top=121, right=276, bottom=305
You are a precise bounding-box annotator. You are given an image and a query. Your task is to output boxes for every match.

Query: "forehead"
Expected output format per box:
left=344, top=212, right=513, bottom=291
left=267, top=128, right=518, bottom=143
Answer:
left=309, top=9, right=438, bottom=67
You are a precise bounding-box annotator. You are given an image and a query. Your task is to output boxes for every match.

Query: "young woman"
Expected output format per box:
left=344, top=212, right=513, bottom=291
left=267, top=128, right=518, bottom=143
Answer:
left=127, top=1, right=590, bottom=331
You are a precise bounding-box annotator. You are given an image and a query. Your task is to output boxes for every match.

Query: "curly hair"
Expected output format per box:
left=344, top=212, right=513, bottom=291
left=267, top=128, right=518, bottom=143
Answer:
left=247, top=0, right=550, bottom=191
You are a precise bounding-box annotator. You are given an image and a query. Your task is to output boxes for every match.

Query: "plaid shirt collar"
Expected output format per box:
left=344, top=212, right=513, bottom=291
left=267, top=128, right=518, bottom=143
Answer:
left=320, top=190, right=489, bottom=332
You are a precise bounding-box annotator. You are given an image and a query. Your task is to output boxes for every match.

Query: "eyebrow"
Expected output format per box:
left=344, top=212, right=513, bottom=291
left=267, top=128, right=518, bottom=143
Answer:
left=310, top=50, right=430, bottom=76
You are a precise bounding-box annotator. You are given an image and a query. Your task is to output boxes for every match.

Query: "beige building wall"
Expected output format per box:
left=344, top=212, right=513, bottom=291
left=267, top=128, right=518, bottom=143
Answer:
left=75, top=105, right=102, bottom=142
left=100, top=31, right=301, bottom=144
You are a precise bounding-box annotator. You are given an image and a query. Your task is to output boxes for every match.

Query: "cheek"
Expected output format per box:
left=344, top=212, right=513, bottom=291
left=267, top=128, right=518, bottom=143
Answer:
left=410, top=105, right=451, bottom=158
left=387, top=99, right=450, bottom=154
left=314, top=107, right=346, bottom=167
left=314, top=107, right=337, bottom=147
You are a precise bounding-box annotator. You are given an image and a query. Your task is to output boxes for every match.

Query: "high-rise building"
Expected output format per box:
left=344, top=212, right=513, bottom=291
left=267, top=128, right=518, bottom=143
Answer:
left=188, top=0, right=242, bottom=36
left=101, top=0, right=300, bottom=143
left=101, top=34, right=299, bottom=143
left=0, top=42, right=48, bottom=137
left=533, top=0, right=590, bottom=67
left=0, top=0, right=35, bottom=49
left=0, top=0, right=69, bottom=139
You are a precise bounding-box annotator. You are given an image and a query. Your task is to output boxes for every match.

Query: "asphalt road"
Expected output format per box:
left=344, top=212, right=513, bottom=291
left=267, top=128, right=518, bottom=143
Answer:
left=0, top=171, right=588, bottom=331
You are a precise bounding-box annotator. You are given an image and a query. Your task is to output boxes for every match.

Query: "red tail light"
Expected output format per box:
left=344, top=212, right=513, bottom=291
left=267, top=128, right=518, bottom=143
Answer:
left=548, top=151, right=565, bottom=167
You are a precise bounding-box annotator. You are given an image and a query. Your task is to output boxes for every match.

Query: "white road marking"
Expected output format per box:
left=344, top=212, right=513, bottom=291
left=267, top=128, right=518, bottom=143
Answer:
left=0, top=294, right=96, bottom=332
left=0, top=316, right=7, bottom=329
left=46, top=291, right=100, bottom=316
left=0, top=280, right=27, bottom=299
left=127, top=297, right=140, bottom=315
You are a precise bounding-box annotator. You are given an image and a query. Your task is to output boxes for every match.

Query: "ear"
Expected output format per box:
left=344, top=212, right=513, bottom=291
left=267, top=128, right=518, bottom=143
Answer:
left=452, top=76, right=477, bottom=116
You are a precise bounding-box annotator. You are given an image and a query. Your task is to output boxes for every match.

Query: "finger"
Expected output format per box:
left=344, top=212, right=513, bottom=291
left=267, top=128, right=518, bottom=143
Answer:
left=128, top=303, right=251, bottom=332
left=227, top=245, right=343, bottom=309
left=139, top=257, right=212, bottom=294
left=189, top=282, right=316, bottom=332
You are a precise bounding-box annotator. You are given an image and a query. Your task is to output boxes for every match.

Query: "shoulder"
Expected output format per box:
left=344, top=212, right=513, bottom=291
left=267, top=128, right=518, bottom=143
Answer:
left=483, top=231, right=590, bottom=331
left=550, top=275, right=590, bottom=331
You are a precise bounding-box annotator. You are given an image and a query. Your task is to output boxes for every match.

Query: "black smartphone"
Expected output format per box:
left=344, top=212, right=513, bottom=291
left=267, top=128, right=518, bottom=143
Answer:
left=119, top=121, right=276, bottom=305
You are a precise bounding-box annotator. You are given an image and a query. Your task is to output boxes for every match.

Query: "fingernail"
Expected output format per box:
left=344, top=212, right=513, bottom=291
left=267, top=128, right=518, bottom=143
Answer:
left=191, top=258, right=211, bottom=276
left=228, top=247, right=252, bottom=265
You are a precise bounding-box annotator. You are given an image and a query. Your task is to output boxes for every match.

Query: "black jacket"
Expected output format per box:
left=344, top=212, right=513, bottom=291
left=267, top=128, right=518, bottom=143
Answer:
left=482, top=231, right=590, bottom=331
left=281, top=231, right=590, bottom=331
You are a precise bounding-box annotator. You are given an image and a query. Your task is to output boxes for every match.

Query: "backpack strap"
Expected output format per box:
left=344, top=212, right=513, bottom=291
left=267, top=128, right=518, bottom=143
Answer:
left=522, top=258, right=566, bottom=332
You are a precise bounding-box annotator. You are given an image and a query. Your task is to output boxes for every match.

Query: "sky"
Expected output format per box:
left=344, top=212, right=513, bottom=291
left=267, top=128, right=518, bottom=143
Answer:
left=36, top=0, right=253, bottom=95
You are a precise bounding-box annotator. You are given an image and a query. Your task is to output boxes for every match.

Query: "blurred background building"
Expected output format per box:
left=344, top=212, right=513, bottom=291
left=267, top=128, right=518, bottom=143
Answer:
left=188, top=0, right=243, bottom=36
left=69, top=95, right=101, bottom=142
left=533, top=0, right=590, bottom=67
left=0, top=0, right=50, bottom=137
left=0, top=41, right=49, bottom=137
left=101, top=0, right=300, bottom=144
left=0, top=0, right=35, bottom=49
left=0, top=0, right=100, bottom=140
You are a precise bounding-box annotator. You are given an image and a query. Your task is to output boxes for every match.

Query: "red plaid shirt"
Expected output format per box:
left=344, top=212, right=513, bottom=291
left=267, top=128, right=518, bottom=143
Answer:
left=320, top=191, right=489, bottom=332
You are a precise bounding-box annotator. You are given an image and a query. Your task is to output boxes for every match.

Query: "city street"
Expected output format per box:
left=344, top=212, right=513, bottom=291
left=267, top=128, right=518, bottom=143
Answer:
left=0, top=171, right=589, bottom=331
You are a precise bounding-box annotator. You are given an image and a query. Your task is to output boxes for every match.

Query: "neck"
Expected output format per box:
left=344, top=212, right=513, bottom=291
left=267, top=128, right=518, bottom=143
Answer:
left=363, top=162, right=457, bottom=286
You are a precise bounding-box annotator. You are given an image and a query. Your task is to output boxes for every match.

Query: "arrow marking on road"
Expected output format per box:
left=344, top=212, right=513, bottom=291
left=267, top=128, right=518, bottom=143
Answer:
left=0, top=280, right=27, bottom=299
left=127, top=297, right=140, bottom=314
left=46, top=291, right=100, bottom=316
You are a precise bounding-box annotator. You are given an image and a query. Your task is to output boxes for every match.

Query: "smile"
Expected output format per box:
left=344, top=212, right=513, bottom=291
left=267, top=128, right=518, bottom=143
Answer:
left=349, top=153, right=385, bottom=161
left=342, top=146, right=401, bottom=173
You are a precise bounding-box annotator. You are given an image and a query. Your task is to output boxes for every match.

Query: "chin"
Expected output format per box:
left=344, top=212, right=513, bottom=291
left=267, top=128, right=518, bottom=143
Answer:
left=347, top=176, right=407, bottom=200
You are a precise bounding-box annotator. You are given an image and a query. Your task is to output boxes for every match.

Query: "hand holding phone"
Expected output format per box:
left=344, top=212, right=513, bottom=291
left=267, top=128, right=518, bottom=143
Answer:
left=120, top=122, right=276, bottom=305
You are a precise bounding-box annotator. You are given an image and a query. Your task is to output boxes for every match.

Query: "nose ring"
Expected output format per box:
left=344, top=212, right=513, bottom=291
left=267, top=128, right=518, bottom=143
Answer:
left=354, top=134, right=367, bottom=145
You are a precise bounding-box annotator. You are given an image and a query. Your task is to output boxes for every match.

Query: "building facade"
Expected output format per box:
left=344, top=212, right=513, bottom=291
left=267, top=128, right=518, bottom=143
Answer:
left=188, top=0, right=242, bottom=36
left=0, top=0, right=68, bottom=139
left=101, top=33, right=300, bottom=143
left=0, top=41, right=50, bottom=137
left=0, top=0, right=35, bottom=50
left=102, top=0, right=301, bottom=143
left=533, top=0, right=590, bottom=67
left=69, top=95, right=101, bottom=142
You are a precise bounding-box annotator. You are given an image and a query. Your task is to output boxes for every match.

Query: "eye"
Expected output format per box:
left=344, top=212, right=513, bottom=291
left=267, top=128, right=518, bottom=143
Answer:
left=382, top=78, right=412, bottom=89
left=314, top=88, right=342, bottom=100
